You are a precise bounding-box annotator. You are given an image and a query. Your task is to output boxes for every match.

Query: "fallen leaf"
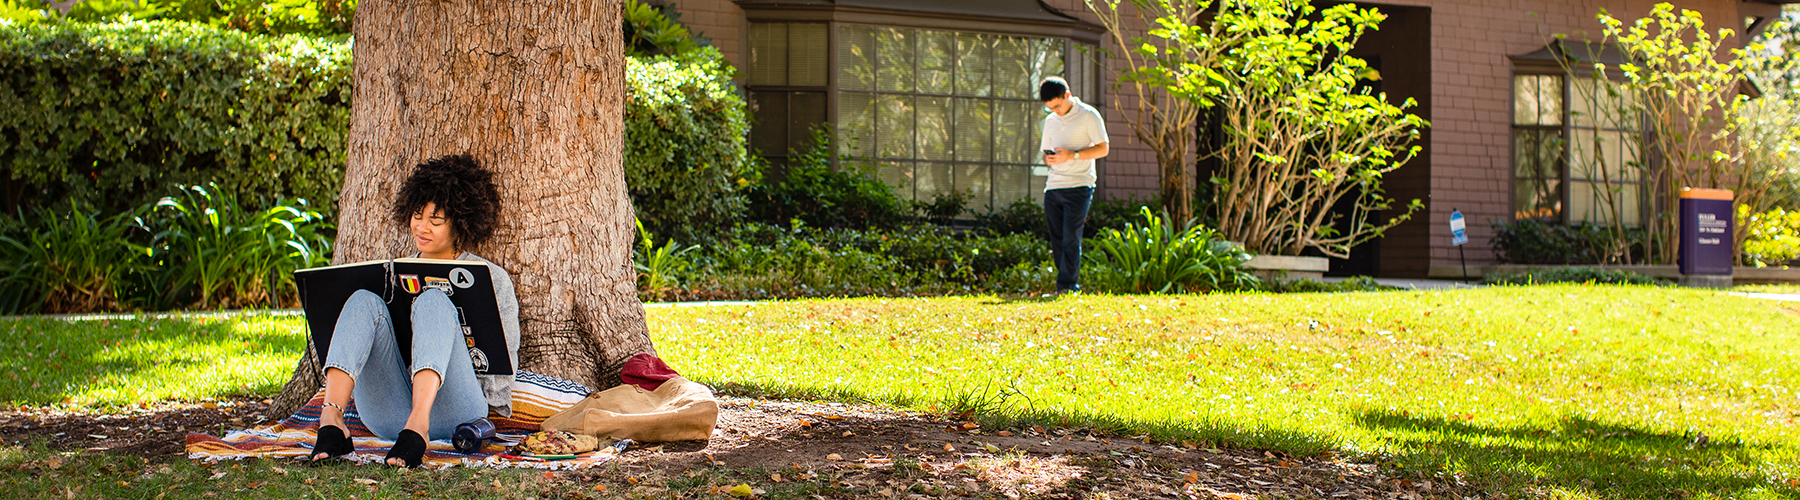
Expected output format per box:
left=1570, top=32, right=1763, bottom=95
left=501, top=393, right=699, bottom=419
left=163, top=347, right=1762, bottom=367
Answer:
left=770, top=473, right=784, bottom=483
left=982, top=443, right=1000, bottom=453
left=842, top=431, right=854, bottom=437
left=826, top=453, right=844, bottom=461
left=824, top=415, right=844, bottom=420
left=542, top=471, right=555, bottom=479
left=728, top=483, right=754, bottom=497
left=943, top=443, right=955, bottom=452
left=592, top=484, right=608, bottom=493
left=269, top=466, right=288, bottom=475
left=353, top=478, right=377, bottom=486
left=961, top=423, right=979, bottom=430
left=1130, top=446, right=1144, bottom=453
left=491, top=479, right=501, bottom=489
left=627, top=477, right=639, bottom=484
left=1181, top=440, right=1199, bottom=449
left=1185, top=470, right=1199, bottom=483
left=208, top=472, right=227, bottom=480
left=996, top=431, right=1013, bottom=437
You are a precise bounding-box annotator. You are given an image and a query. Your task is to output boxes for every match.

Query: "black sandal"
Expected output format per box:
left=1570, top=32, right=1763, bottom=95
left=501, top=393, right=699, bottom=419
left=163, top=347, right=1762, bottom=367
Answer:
left=308, top=425, right=353, bottom=465
left=386, top=429, right=427, bottom=468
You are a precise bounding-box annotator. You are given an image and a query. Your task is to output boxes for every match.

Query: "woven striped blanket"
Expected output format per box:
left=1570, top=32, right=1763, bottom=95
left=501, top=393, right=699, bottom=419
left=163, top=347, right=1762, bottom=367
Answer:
left=186, top=372, right=613, bottom=469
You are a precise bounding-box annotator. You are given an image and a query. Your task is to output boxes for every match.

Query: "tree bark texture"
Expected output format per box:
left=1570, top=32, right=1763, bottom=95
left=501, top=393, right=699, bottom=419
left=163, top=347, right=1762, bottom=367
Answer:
left=274, top=0, right=651, bottom=417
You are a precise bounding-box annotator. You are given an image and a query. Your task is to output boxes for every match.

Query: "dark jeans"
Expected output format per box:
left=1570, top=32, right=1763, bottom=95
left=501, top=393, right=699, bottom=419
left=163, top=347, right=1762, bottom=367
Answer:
left=1044, top=186, right=1094, bottom=291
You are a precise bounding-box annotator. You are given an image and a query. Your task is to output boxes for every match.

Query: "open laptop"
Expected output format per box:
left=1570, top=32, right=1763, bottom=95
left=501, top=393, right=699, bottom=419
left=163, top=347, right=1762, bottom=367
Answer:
left=294, top=258, right=513, bottom=375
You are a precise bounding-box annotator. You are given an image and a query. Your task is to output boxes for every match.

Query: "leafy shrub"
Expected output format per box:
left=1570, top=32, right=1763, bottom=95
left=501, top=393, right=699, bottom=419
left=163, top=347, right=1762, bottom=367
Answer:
left=0, top=184, right=330, bottom=313
left=650, top=222, right=1051, bottom=300
left=2, top=0, right=354, bottom=37
left=0, top=20, right=351, bottom=218
left=1083, top=207, right=1258, bottom=294
left=745, top=129, right=910, bottom=231
left=1261, top=276, right=1396, bottom=293
left=633, top=218, right=699, bottom=301
left=625, top=45, right=756, bottom=242
left=976, top=198, right=1047, bottom=238
left=1491, top=219, right=1646, bottom=265
left=1482, top=267, right=1666, bottom=286
left=624, top=0, right=705, bottom=58
left=139, top=184, right=331, bottom=310
left=1742, top=206, right=1800, bottom=267
left=0, top=201, right=144, bottom=313
left=913, top=190, right=973, bottom=226
left=1086, top=195, right=1160, bottom=238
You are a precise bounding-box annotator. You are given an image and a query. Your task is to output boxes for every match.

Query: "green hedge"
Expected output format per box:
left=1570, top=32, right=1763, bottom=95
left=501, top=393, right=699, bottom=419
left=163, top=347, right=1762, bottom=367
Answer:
left=0, top=20, right=758, bottom=241
left=625, top=46, right=755, bottom=243
left=0, top=20, right=351, bottom=216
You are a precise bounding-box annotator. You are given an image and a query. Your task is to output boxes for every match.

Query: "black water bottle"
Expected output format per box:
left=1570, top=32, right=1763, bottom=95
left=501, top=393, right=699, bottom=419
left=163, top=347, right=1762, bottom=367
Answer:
left=452, top=417, right=496, bottom=454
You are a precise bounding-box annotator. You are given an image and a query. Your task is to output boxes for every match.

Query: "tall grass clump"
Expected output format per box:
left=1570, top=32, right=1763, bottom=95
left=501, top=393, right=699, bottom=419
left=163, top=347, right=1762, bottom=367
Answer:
left=0, top=184, right=331, bottom=314
left=1084, top=207, right=1259, bottom=293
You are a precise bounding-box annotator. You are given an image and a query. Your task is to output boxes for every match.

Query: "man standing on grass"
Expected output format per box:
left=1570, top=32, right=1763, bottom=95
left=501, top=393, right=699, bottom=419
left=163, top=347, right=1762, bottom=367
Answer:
left=1039, top=76, right=1109, bottom=295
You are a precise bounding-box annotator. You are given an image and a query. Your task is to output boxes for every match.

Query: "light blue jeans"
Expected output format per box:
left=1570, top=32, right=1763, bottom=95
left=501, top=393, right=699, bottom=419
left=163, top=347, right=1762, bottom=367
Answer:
left=324, top=289, right=486, bottom=441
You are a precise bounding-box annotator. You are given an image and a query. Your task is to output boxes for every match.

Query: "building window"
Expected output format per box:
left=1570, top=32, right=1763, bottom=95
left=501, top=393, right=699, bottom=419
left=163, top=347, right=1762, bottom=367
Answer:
left=745, top=19, right=1098, bottom=212
left=1511, top=74, right=1643, bottom=225
left=747, top=23, right=829, bottom=167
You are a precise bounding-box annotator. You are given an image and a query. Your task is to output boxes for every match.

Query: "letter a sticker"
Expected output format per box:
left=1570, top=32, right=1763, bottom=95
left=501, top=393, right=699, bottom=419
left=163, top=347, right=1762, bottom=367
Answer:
left=450, top=267, right=476, bottom=289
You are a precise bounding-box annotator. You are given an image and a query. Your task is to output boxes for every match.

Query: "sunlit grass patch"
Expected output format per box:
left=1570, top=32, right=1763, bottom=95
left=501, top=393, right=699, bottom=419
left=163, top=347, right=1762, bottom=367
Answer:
left=0, top=313, right=306, bottom=408
left=649, top=285, right=1800, bottom=498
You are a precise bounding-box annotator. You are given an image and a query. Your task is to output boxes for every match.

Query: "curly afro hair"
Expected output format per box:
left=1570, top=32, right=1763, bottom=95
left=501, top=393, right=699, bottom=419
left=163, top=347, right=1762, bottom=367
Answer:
left=390, top=154, right=502, bottom=251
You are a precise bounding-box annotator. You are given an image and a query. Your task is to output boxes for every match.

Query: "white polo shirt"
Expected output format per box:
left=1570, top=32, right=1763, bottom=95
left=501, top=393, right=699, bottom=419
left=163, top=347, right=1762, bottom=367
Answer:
left=1039, top=96, right=1108, bottom=190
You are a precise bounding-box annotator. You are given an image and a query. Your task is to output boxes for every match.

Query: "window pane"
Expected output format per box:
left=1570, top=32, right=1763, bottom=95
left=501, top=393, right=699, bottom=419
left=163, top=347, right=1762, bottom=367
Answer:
left=1569, top=180, right=1598, bottom=223
left=1032, top=38, right=1064, bottom=91
left=838, top=92, right=876, bottom=157
left=877, top=94, right=915, bottom=159
left=994, top=100, right=1039, bottom=164
left=954, top=98, right=993, bottom=163
left=751, top=91, right=789, bottom=155
left=994, top=37, right=1032, bottom=99
left=1073, top=42, right=1101, bottom=100
left=1597, top=130, right=1635, bottom=181
left=750, top=23, right=788, bottom=86
left=839, top=25, right=876, bottom=91
left=877, top=28, right=915, bottom=92
left=918, top=30, right=954, bottom=94
left=1513, top=75, right=1539, bottom=126
left=1569, top=128, right=1600, bottom=180
left=918, top=97, right=951, bottom=161
left=994, top=164, right=1032, bottom=208
left=790, top=24, right=828, bottom=87
left=1514, top=177, right=1561, bottom=220
left=789, top=92, right=827, bottom=152
left=956, top=33, right=993, bottom=97
left=1571, top=78, right=1599, bottom=128
left=880, top=161, right=916, bottom=202
left=917, top=162, right=954, bottom=203
left=1537, top=75, right=1563, bottom=126
left=957, top=163, right=993, bottom=212
left=1514, top=129, right=1545, bottom=178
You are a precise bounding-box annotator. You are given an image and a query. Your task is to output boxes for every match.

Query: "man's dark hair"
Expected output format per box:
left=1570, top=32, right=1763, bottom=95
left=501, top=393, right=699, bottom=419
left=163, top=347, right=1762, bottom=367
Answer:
left=391, top=154, right=502, bottom=250
left=1038, top=77, right=1070, bottom=102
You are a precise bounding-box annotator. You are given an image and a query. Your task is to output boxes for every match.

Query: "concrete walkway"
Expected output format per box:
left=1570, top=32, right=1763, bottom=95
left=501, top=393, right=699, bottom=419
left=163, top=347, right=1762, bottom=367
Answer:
left=1732, top=292, right=1800, bottom=303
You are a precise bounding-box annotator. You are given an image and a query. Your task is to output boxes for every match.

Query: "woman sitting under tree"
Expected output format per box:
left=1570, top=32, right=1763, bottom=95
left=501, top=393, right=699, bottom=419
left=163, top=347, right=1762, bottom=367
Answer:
left=308, top=155, right=520, bottom=467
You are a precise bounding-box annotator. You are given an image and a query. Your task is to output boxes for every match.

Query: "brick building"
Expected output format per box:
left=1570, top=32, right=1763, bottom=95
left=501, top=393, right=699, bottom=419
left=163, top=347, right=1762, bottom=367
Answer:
left=664, top=0, right=1790, bottom=277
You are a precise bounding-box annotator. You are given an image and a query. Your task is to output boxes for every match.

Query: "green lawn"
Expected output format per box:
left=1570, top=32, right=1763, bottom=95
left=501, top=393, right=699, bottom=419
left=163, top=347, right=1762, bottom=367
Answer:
left=0, top=313, right=304, bottom=407
left=649, top=286, right=1800, bottom=499
left=3, top=284, right=1799, bottom=499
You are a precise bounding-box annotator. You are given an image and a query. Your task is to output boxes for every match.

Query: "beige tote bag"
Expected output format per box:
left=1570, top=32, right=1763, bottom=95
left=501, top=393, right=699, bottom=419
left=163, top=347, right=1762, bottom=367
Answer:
left=540, top=376, right=719, bottom=442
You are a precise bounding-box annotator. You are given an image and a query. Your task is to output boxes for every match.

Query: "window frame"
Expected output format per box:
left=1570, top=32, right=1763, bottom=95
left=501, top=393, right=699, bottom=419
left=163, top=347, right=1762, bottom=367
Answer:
left=741, top=11, right=1104, bottom=212
left=1507, top=61, right=1648, bottom=228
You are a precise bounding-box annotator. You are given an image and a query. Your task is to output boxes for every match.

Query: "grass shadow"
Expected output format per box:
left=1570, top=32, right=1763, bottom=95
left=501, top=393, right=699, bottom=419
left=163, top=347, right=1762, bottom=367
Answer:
left=700, top=378, right=1344, bottom=454
left=1351, top=409, right=1796, bottom=498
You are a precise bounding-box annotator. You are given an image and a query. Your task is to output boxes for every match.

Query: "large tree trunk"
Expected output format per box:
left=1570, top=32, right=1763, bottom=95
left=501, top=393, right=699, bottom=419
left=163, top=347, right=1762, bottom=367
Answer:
left=273, top=0, right=652, bottom=417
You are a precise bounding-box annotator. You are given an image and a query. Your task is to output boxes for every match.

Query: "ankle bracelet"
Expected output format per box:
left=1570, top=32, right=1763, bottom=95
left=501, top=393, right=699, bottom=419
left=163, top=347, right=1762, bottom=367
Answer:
left=322, top=402, right=345, bottom=414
